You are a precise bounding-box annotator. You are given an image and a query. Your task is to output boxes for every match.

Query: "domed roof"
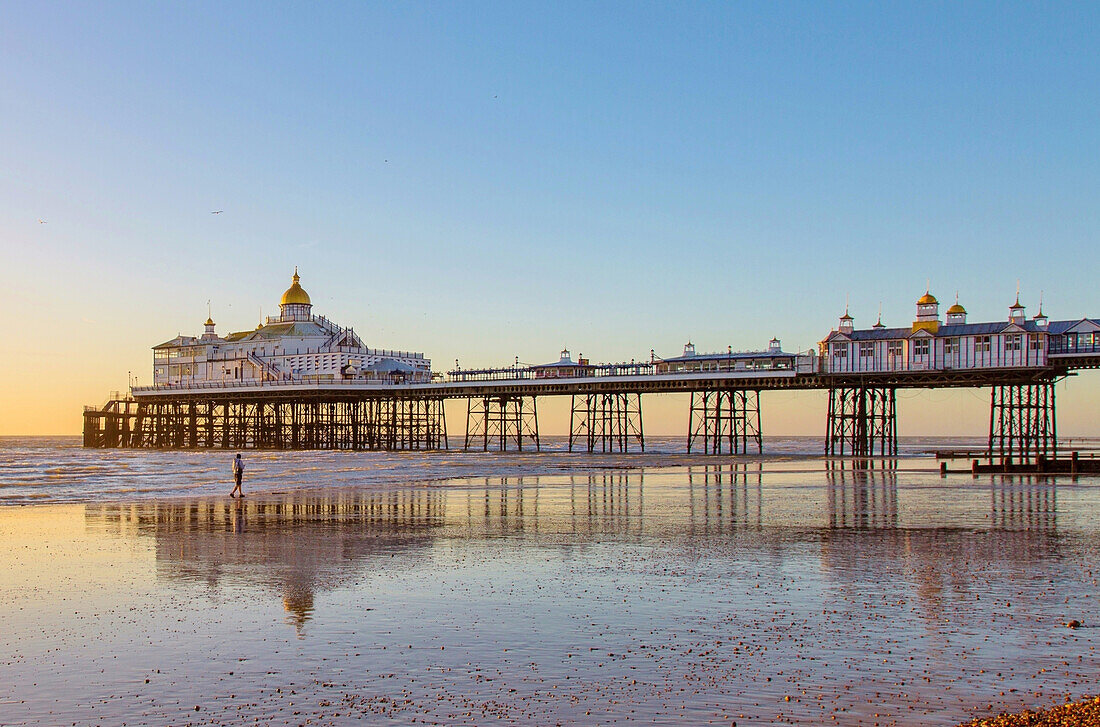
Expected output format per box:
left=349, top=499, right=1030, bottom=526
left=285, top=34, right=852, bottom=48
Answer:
left=946, top=303, right=966, bottom=315
left=917, top=291, right=938, bottom=305
left=280, top=268, right=312, bottom=306
left=205, top=317, right=215, bottom=326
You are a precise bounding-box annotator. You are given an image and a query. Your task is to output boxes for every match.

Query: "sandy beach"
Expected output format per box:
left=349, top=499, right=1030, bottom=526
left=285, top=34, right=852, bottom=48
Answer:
left=1, top=453, right=1098, bottom=725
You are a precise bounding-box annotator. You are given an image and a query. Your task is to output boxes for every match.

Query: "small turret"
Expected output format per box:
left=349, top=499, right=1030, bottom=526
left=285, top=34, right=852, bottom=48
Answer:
left=769, top=337, right=781, bottom=353
left=1034, top=292, right=1048, bottom=328
left=1009, top=293, right=1026, bottom=324
left=201, top=300, right=218, bottom=341
left=838, top=310, right=854, bottom=335
left=945, top=293, right=967, bottom=325
left=913, top=288, right=940, bottom=333
left=683, top=341, right=696, bottom=357
left=279, top=267, right=313, bottom=322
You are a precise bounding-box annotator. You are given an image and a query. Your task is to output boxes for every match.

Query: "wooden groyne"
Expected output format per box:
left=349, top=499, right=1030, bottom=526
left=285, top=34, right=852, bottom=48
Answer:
left=938, top=451, right=1100, bottom=475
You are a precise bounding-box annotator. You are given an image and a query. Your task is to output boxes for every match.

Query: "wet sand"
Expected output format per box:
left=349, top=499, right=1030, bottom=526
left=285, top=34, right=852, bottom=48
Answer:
left=1, top=460, right=1098, bottom=725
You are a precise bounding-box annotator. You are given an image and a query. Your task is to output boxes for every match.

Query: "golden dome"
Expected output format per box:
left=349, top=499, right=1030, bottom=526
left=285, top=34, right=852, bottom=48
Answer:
left=917, top=291, right=938, bottom=305
left=946, top=303, right=966, bottom=315
left=280, top=268, right=312, bottom=306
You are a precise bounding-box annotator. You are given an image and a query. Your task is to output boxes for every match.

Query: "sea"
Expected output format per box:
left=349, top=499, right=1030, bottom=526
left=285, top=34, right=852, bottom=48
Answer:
left=0, top=434, right=1045, bottom=505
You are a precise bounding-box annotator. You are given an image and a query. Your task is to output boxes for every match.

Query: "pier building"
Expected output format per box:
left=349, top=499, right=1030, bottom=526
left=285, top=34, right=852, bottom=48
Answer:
left=653, top=339, right=806, bottom=374
left=819, top=292, right=1099, bottom=374
left=530, top=349, right=595, bottom=379
left=84, top=278, right=1100, bottom=467
left=152, top=270, right=430, bottom=388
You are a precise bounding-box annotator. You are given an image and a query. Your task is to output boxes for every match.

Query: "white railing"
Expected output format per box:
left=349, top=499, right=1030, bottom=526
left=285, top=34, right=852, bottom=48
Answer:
left=132, top=373, right=432, bottom=393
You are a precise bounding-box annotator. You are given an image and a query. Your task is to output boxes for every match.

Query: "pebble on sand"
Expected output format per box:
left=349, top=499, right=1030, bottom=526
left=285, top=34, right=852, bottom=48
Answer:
left=960, top=695, right=1100, bottom=726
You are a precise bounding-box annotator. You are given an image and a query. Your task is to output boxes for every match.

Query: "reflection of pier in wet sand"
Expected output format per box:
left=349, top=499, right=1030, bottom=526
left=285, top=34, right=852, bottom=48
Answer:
left=82, top=464, right=1070, bottom=636
left=3, top=466, right=1087, bottom=726
left=826, top=459, right=899, bottom=529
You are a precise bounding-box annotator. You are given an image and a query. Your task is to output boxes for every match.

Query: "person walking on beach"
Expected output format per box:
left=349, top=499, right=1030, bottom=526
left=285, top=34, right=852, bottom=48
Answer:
left=230, top=453, right=245, bottom=498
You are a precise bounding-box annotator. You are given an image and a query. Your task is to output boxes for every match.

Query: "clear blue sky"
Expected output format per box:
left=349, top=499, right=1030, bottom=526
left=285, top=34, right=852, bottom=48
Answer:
left=2, top=2, right=1099, bottom=432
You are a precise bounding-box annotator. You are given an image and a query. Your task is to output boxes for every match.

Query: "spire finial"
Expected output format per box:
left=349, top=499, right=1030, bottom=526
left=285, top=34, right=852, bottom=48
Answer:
left=926, top=278, right=931, bottom=294
left=1038, top=290, right=1045, bottom=316
left=876, top=302, right=882, bottom=325
left=1015, top=279, right=1021, bottom=306
left=293, top=266, right=300, bottom=283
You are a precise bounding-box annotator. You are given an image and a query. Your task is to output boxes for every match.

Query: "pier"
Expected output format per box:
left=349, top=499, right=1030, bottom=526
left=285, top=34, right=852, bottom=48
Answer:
left=83, top=275, right=1100, bottom=465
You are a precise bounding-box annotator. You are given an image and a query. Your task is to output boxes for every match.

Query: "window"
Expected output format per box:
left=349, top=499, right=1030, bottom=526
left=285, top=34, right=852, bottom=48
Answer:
left=913, top=339, right=930, bottom=357
left=887, top=341, right=903, bottom=357
left=976, top=336, right=992, bottom=353
left=859, top=342, right=874, bottom=358
left=1029, top=334, right=1044, bottom=351
left=832, top=344, right=847, bottom=359
left=944, top=338, right=958, bottom=355
left=1005, top=335, right=1022, bottom=352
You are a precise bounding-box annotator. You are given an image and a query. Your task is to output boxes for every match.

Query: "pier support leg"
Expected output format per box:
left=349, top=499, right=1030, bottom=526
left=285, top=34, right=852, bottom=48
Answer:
left=825, top=387, right=896, bottom=457
left=568, top=393, right=644, bottom=453
left=987, top=382, right=1056, bottom=464
left=687, top=389, right=762, bottom=455
left=464, top=396, right=539, bottom=452
left=87, top=395, right=451, bottom=451
left=396, top=397, right=447, bottom=450
left=83, top=398, right=142, bottom=448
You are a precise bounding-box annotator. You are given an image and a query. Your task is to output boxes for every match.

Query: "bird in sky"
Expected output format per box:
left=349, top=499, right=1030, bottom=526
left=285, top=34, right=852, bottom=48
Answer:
left=211, top=210, right=223, bottom=214
left=37, top=218, right=47, bottom=224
